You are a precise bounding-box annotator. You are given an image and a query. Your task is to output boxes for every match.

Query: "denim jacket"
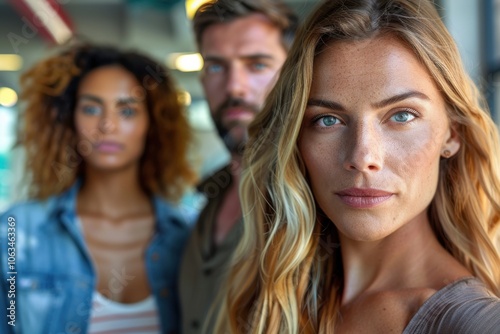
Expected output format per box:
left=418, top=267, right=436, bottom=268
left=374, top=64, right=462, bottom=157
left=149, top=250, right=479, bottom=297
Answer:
left=0, top=182, right=192, bottom=334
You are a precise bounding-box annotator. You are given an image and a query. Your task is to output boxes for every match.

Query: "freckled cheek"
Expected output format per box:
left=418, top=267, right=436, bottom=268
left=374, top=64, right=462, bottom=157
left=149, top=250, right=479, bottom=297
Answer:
left=299, top=136, right=337, bottom=186
left=393, top=138, right=441, bottom=201
left=421, top=135, right=442, bottom=169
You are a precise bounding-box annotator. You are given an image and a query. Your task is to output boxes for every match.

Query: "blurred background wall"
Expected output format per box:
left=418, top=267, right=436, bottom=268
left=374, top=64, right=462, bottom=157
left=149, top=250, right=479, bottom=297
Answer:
left=0, top=0, right=499, bottom=211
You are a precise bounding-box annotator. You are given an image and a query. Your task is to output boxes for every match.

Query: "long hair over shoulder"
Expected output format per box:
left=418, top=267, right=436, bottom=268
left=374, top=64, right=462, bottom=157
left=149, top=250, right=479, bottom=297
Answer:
left=215, top=0, right=500, bottom=333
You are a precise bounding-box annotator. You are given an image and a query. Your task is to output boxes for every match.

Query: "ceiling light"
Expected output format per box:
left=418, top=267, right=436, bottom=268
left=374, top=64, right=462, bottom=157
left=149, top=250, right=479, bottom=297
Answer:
left=0, top=87, right=18, bottom=108
left=167, top=53, right=203, bottom=72
left=0, top=55, right=23, bottom=71
left=178, top=90, right=192, bottom=106
left=185, top=0, right=210, bottom=19
left=22, top=0, right=73, bottom=44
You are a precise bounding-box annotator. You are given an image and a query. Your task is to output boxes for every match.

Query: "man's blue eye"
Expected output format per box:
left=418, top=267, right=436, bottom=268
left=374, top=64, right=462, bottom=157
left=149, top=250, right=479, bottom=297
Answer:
left=252, top=63, right=267, bottom=71
left=206, top=64, right=223, bottom=74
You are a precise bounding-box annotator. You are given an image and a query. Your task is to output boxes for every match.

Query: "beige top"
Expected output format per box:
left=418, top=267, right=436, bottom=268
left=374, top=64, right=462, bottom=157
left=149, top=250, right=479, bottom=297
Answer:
left=179, top=165, right=243, bottom=334
left=403, top=277, right=500, bottom=333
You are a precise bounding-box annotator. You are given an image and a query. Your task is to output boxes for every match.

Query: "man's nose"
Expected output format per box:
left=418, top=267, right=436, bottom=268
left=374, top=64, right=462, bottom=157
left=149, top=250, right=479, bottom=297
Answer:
left=226, top=64, right=249, bottom=99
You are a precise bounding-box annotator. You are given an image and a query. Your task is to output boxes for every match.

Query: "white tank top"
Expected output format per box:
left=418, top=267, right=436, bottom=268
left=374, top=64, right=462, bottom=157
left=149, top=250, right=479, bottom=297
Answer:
left=87, top=291, right=161, bottom=334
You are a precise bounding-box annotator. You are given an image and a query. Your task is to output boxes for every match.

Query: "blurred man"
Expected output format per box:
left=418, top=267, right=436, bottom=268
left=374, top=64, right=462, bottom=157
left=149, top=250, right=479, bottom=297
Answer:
left=179, top=0, right=298, bottom=333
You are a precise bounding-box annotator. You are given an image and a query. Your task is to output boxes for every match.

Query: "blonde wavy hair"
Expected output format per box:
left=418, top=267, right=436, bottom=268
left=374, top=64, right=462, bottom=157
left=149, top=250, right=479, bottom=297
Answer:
left=17, top=44, right=197, bottom=201
left=215, top=0, right=500, bottom=333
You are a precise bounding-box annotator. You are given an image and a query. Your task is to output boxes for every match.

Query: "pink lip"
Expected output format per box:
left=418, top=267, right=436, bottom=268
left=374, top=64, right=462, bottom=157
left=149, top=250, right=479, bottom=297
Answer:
left=224, top=108, right=254, bottom=120
left=94, top=141, right=124, bottom=153
left=335, top=188, right=393, bottom=208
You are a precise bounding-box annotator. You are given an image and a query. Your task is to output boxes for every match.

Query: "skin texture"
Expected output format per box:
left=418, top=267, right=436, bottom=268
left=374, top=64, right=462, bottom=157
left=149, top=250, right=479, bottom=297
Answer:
left=298, top=35, right=468, bottom=332
left=200, top=13, right=287, bottom=153
left=74, top=65, right=155, bottom=303
left=200, top=13, right=287, bottom=244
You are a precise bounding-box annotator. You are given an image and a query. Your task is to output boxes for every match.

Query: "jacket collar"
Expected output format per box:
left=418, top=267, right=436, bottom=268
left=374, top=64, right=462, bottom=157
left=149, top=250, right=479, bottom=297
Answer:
left=151, top=195, right=188, bottom=233
left=51, top=180, right=187, bottom=233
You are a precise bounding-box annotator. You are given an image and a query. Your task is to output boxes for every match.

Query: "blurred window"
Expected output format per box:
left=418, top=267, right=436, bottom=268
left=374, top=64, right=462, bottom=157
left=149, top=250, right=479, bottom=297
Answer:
left=0, top=106, right=16, bottom=212
left=485, top=0, right=500, bottom=124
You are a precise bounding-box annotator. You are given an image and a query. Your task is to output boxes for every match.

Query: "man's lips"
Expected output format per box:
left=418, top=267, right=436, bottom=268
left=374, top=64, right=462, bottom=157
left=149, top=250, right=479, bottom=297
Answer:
left=335, top=188, right=394, bottom=208
left=223, top=108, right=255, bottom=121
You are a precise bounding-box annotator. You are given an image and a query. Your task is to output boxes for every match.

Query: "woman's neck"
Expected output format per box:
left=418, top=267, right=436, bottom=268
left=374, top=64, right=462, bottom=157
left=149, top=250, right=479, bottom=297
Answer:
left=77, top=164, right=152, bottom=220
left=339, top=212, right=470, bottom=306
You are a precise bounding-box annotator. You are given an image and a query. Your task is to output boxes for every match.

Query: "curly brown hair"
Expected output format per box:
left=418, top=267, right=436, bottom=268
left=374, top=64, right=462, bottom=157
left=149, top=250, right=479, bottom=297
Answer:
left=18, top=44, right=197, bottom=201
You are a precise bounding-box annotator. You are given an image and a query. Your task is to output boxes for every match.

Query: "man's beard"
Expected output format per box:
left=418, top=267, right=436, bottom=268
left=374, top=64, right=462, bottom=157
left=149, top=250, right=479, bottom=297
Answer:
left=213, top=97, right=260, bottom=154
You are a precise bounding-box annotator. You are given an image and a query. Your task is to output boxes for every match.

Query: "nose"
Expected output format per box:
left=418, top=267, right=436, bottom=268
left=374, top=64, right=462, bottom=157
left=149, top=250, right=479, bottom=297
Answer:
left=226, top=64, right=248, bottom=99
left=98, top=114, right=117, bottom=134
left=343, top=122, right=383, bottom=173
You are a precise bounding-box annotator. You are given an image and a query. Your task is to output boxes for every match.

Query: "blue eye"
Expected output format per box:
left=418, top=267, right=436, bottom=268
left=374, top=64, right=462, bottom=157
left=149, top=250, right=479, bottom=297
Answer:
left=120, top=108, right=136, bottom=118
left=315, top=115, right=340, bottom=127
left=251, top=62, right=267, bottom=71
left=82, top=105, right=101, bottom=115
left=205, top=63, right=223, bottom=74
left=391, top=110, right=416, bottom=123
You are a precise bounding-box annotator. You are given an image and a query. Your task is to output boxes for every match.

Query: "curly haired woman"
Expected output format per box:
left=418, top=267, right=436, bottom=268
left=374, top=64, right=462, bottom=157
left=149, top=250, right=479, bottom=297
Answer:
left=0, top=44, right=197, bottom=334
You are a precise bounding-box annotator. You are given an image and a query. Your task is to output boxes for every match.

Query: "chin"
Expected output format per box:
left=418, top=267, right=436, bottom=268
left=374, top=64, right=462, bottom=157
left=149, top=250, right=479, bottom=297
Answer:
left=223, top=135, right=247, bottom=154
left=85, top=159, right=137, bottom=173
left=335, top=223, right=396, bottom=243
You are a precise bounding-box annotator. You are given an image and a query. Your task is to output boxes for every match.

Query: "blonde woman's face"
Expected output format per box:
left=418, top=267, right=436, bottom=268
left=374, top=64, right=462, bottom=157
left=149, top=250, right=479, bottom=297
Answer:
left=74, top=65, right=149, bottom=172
left=298, top=35, right=460, bottom=242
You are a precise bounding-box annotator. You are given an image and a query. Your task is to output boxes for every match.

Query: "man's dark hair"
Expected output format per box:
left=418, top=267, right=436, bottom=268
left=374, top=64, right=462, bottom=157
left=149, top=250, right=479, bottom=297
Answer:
left=193, top=0, right=298, bottom=52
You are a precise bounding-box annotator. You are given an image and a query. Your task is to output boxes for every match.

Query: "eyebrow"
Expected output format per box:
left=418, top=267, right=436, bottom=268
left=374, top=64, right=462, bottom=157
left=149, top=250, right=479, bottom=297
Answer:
left=77, top=94, right=140, bottom=106
left=116, top=97, right=140, bottom=106
left=78, top=94, right=103, bottom=105
left=307, top=91, right=430, bottom=111
left=372, top=91, right=430, bottom=109
left=307, top=98, right=345, bottom=111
